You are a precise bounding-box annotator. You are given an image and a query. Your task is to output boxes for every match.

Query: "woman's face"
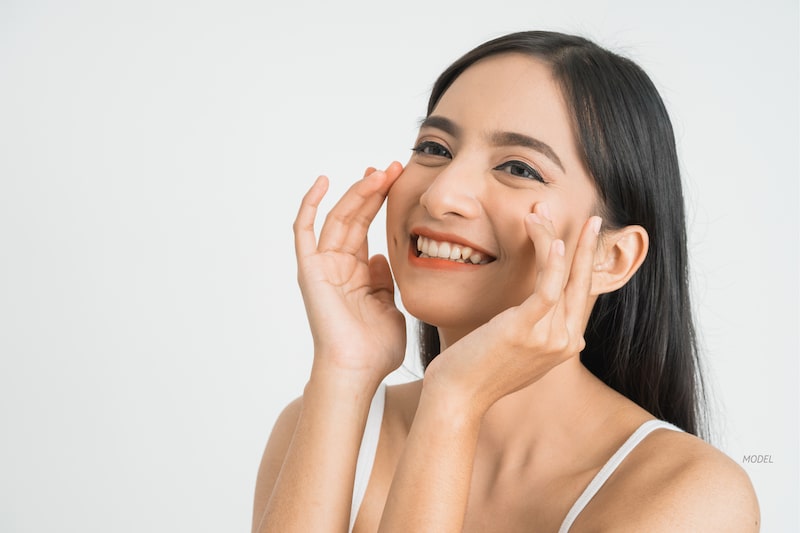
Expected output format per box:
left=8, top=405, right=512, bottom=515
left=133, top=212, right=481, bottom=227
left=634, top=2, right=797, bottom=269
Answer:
left=386, top=53, right=599, bottom=337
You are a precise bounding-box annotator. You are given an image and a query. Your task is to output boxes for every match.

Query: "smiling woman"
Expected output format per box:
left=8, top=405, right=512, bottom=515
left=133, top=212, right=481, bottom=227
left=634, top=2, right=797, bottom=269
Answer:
left=251, top=31, right=759, bottom=532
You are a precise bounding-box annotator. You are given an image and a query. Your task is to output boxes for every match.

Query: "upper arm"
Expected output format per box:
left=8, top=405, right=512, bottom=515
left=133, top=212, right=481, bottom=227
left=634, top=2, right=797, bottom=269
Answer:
left=251, top=396, right=304, bottom=533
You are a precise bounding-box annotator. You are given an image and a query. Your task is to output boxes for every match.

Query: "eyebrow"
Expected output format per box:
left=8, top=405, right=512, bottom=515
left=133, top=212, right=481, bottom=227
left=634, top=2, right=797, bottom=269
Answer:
left=419, top=115, right=565, bottom=173
left=418, top=115, right=461, bottom=137
left=490, top=131, right=564, bottom=172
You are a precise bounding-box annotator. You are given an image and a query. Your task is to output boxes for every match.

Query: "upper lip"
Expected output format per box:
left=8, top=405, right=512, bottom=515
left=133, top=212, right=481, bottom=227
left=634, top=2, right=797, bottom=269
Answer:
left=410, top=226, right=497, bottom=259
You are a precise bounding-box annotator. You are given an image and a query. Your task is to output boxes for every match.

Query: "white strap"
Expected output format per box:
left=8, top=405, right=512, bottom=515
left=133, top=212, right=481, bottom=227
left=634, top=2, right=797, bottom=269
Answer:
left=558, top=419, right=682, bottom=533
left=349, top=382, right=387, bottom=532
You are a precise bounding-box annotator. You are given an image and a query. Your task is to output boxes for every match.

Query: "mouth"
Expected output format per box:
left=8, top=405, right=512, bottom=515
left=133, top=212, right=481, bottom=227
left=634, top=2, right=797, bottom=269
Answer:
left=412, top=234, right=496, bottom=265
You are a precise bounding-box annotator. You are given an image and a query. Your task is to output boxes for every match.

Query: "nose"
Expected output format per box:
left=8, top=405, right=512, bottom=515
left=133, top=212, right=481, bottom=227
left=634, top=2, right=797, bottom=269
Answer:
left=419, top=159, right=483, bottom=220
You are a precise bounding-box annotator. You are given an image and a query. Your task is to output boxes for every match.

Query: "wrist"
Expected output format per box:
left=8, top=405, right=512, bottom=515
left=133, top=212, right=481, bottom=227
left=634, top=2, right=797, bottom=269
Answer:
left=311, top=347, right=391, bottom=383
left=420, top=362, right=488, bottom=428
left=306, top=360, right=383, bottom=399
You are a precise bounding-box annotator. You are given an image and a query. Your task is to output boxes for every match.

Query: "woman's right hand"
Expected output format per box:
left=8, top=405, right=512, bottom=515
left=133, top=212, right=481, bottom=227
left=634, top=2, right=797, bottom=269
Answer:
left=293, top=162, right=406, bottom=386
left=253, top=163, right=406, bottom=533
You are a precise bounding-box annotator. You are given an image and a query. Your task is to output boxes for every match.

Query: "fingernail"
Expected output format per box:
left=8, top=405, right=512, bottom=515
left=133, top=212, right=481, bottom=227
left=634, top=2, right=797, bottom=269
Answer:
left=554, top=239, right=565, bottom=256
left=528, top=213, right=543, bottom=225
left=591, top=217, right=602, bottom=235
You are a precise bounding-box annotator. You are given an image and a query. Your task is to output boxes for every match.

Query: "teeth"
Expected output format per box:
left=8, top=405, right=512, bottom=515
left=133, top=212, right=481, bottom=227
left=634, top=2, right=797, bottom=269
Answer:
left=415, top=236, right=491, bottom=264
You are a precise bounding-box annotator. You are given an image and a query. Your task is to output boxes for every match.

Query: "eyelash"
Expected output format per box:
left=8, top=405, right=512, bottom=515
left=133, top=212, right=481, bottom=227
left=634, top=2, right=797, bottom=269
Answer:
left=411, top=140, right=547, bottom=184
left=493, top=161, right=546, bottom=184
left=411, top=140, right=452, bottom=158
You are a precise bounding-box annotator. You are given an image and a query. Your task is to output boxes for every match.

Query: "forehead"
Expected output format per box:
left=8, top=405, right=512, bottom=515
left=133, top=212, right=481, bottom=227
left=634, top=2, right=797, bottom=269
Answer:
left=430, top=53, right=581, bottom=166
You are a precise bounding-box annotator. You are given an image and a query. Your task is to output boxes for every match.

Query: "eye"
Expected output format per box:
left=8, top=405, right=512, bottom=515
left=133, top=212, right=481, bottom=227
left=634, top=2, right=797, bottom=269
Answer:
left=493, top=160, right=547, bottom=184
left=411, top=140, right=452, bottom=159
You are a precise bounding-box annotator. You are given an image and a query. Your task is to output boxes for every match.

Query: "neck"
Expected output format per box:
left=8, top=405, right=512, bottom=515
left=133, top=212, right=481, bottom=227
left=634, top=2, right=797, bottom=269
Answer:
left=472, top=358, right=650, bottom=476
left=432, top=325, right=649, bottom=462
left=480, top=358, right=603, bottom=443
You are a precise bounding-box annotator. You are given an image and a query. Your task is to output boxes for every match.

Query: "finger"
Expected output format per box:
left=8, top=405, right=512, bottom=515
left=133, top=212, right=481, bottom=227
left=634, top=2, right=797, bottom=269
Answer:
left=383, top=161, right=404, bottom=192
left=518, top=236, right=567, bottom=321
left=293, top=175, right=329, bottom=260
left=357, top=165, right=402, bottom=262
left=318, top=162, right=404, bottom=255
left=317, top=170, right=386, bottom=254
left=525, top=202, right=557, bottom=273
left=368, top=254, right=395, bottom=304
left=356, top=236, right=369, bottom=264
left=564, top=216, right=602, bottom=331
left=354, top=164, right=403, bottom=265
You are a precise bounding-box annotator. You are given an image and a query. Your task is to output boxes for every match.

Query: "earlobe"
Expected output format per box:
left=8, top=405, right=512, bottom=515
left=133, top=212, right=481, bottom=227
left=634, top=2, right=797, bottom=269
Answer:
left=591, top=225, right=649, bottom=295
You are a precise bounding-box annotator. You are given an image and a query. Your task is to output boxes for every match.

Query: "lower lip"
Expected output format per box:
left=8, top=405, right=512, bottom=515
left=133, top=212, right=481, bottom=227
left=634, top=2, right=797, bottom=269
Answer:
left=407, top=241, right=489, bottom=271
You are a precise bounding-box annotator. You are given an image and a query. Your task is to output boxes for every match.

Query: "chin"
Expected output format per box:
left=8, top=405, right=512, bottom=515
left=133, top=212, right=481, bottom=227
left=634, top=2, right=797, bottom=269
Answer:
left=399, top=287, right=499, bottom=332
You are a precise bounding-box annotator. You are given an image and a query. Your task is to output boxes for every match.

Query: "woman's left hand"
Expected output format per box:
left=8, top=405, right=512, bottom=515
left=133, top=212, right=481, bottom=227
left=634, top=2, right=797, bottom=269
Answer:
left=424, top=206, right=603, bottom=414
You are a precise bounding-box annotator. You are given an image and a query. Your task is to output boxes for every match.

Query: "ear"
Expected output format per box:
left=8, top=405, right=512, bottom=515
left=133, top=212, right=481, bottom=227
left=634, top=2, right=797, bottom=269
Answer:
left=591, top=225, right=649, bottom=295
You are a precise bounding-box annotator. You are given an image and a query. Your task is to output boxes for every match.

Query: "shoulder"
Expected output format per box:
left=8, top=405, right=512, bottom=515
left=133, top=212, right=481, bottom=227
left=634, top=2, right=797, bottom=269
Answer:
left=258, top=379, right=422, bottom=478
left=261, top=395, right=305, bottom=465
left=255, top=379, right=422, bottom=501
left=252, top=396, right=304, bottom=528
left=575, top=426, right=760, bottom=532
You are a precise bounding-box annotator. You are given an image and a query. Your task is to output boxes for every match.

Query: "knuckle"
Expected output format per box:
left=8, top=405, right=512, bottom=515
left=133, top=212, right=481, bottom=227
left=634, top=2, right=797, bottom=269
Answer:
left=538, top=287, right=560, bottom=307
left=539, top=294, right=558, bottom=309
left=552, top=332, right=570, bottom=353
left=323, top=211, right=340, bottom=225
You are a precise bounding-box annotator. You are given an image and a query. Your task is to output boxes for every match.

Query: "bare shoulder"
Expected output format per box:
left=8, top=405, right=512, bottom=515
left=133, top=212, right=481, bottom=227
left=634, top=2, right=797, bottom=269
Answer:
left=255, top=379, right=422, bottom=503
left=576, top=427, right=760, bottom=532
left=252, top=396, right=304, bottom=530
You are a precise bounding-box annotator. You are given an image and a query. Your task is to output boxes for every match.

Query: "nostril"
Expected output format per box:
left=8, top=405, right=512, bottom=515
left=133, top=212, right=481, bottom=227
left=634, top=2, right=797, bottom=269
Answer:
left=420, top=188, right=482, bottom=220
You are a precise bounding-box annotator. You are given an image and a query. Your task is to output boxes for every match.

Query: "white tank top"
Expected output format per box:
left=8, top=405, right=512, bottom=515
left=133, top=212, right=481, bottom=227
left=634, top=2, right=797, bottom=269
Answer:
left=349, top=384, right=681, bottom=532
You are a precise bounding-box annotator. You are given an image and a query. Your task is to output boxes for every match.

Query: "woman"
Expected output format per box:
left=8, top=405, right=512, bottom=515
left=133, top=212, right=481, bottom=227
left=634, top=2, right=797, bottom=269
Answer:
left=252, top=31, right=759, bottom=532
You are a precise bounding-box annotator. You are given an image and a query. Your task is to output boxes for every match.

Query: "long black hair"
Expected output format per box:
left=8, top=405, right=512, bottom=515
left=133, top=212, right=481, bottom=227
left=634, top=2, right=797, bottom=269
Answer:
left=417, top=31, right=706, bottom=438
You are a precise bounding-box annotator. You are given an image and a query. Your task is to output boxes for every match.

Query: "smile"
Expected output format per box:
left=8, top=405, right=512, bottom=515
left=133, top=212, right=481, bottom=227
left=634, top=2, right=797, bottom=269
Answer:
left=414, top=235, right=495, bottom=265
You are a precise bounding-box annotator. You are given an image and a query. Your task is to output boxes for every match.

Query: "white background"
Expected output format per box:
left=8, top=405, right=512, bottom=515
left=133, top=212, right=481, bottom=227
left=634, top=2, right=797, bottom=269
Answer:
left=1, top=0, right=797, bottom=531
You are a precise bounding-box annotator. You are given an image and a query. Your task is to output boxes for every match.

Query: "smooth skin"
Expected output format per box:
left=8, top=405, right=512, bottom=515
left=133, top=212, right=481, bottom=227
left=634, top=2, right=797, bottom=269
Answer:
left=253, top=54, right=759, bottom=532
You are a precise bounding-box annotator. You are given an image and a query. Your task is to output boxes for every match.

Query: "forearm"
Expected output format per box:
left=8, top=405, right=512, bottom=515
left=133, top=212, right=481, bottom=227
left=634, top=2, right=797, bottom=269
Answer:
left=378, top=381, right=483, bottom=533
left=257, top=364, right=379, bottom=533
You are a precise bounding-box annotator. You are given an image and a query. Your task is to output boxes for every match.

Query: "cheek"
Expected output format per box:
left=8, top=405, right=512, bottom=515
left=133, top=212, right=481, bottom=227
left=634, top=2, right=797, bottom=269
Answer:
left=385, top=186, right=408, bottom=244
left=385, top=172, right=419, bottom=268
left=385, top=167, right=428, bottom=228
left=549, top=193, right=596, bottom=242
left=385, top=196, right=402, bottom=268
left=492, top=196, right=538, bottom=256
